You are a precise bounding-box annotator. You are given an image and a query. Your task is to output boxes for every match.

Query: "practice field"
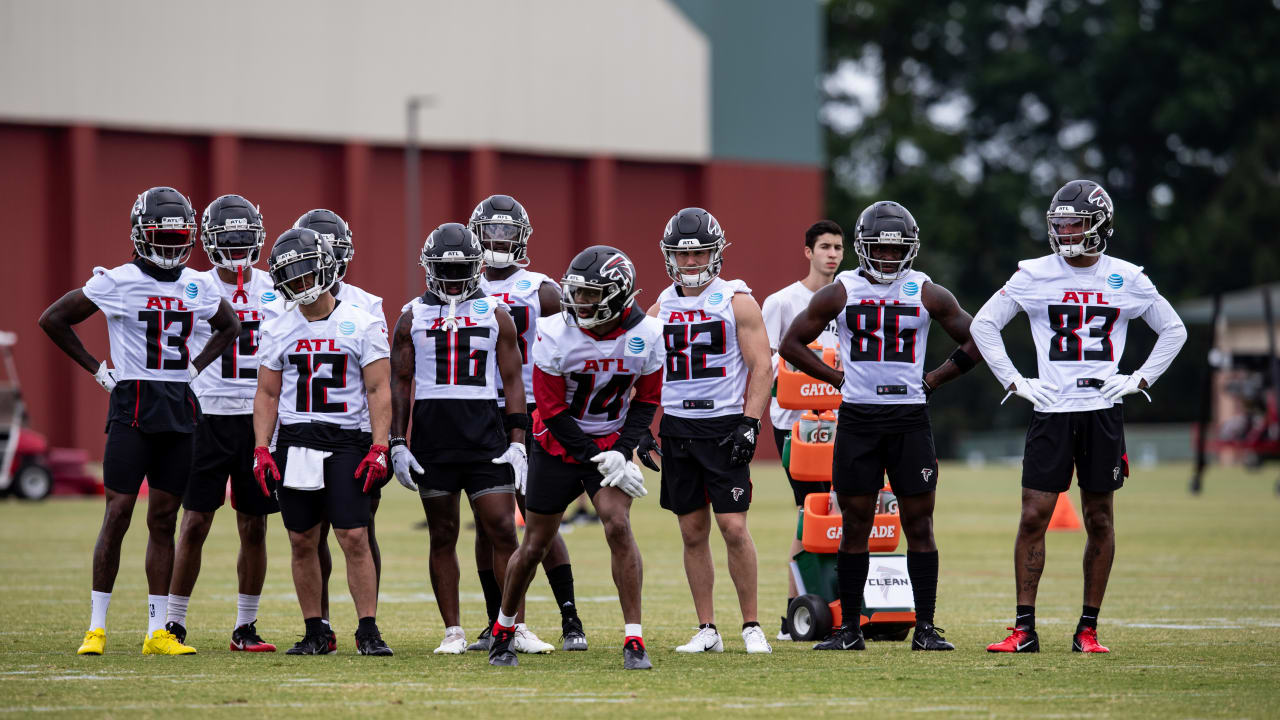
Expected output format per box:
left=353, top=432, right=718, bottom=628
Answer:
left=1, top=462, right=1277, bottom=718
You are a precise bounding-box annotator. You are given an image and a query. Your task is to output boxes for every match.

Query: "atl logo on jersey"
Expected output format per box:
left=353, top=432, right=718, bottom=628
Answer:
left=144, top=296, right=189, bottom=311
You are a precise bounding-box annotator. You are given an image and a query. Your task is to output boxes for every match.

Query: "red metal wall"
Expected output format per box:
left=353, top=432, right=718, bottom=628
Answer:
left=0, top=122, right=822, bottom=460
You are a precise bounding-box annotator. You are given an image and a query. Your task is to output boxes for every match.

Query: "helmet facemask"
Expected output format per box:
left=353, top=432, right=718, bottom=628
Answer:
left=134, top=219, right=196, bottom=269
left=270, top=248, right=336, bottom=306
left=662, top=238, right=727, bottom=288
left=421, top=251, right=483, bottom=303
left=561, top=276, right=632, bottom=329
left=855, top=232, right=919, bottom=282
left=1047, top=210, right=1107, bottom=258
left=472, top=219, right=530, bottom=269
left=203, top=217, right=265, bottom=270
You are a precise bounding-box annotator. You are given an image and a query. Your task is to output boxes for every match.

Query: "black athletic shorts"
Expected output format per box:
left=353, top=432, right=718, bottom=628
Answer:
left=1022, top=406, right=1128, bottom=494
left=416, top=460, right=515, bottom=500
left=102, top=422, right=192, bottom=496
left=659, top=435, right=751, bottom=515
left=774, top=427, right=830, bottom=506
left=274, top=424, right=373, bottom=532
left=184, top=414, right=279, bottom=515
left=523, top=440, right=605, bottom=516
left=832, top=408, right=938, bottom=497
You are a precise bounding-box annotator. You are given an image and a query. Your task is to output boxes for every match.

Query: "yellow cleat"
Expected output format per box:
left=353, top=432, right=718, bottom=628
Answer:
left=77, top=628, right=106, bottom=655
left=141, top=629, right=196, bottom=655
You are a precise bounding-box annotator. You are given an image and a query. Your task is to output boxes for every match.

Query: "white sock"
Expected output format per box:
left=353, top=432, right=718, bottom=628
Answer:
left=147, top=595, right=167, bottom=634
left=445, top=625, right=464, bottom=638
left=497, top=610, right=517, bottom=628
left=235, top=594, right=260, bottom=629
left=89, top=591, right=111, bottom=631
left=624, top=623, right=642, bottom=639
left=166, top=594, right=190, bottom=628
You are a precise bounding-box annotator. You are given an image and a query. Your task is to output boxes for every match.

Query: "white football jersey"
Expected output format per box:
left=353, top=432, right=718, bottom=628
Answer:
left=334, top=282, right=385, bottom=430
left=81, top=262, right=223, bottom=382
left=985, top=254, right=1162, bottom=413
left=410, top=295, right=504, bottom=400
left=656, top=277, right=751, bottom=418
left=480, top=269, right=552, bottom=406
left=532, top=311, right=665, bottom=436
left=188, top=269, right=285, bottom=414
left=259, top=301, right=390, bottom=429
left=762, top=280, right=841, bottom=428
left=835, top=269, right=932, bottom=405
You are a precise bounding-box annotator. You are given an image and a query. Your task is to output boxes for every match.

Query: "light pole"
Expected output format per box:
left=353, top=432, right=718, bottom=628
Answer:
left=405, top=95, right=436, bottom=298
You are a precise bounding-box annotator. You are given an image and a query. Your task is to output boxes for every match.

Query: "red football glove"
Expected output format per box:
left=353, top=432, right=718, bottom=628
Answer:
left=356, top=444, right=389, bottom=493
left=252, top=446, right=279, bottom=497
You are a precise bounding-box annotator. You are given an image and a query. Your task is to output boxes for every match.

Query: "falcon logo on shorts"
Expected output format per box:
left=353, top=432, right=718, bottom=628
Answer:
left=921, top=468, right=934, bottom=483
left=185, top=282, right=199, bottom=299
left=1113, top=466, right=1120, bottom=481
left=731, top=487, right=745, bottom=501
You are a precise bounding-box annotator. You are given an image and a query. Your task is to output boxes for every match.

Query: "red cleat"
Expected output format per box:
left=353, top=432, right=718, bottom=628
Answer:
left=230, top=622, right=277, bottom=652
left=1072, top=626, right=1109, bottom=653
left=987, top=626, right=1039, bottom=653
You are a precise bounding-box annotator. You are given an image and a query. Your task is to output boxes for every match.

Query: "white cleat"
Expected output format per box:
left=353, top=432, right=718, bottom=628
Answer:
left=743, top=625, right=773, bottom=654
left=513, top=624, right=554, bottom=654
left=676, top=626, right=724, bottom=653
left=433, top=628, right=468, bottom=654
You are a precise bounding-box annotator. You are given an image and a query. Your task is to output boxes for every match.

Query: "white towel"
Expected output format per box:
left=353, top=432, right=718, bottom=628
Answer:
left=284, top=446, right=331, bottom=491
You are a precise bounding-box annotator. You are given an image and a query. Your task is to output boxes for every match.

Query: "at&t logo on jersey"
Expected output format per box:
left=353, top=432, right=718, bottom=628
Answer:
left=514, top=279, right=532, bottom=291
left=262, top=291, right=277, bottom=303
left=339, top=321, right=356, bottom=336
left=185, top=282, right=199, bottom=299
left=1106, top=273, right=1124, bottom=289
left=706, top=291, right=724, bottom=306
left=902, top=281, right=919, bottom=297
left=473, top=299, right=490, bottom=315
left=627, top=336, right=646, bottom=355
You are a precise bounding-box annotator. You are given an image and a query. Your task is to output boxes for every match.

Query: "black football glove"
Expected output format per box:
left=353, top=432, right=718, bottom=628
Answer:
left=721, top=417, right=761, bottom=468
left=637, top=430, right=662, bottom=472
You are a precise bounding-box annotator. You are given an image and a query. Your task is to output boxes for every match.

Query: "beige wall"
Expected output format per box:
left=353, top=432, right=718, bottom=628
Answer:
left=0, top=0, right=710, bottom=158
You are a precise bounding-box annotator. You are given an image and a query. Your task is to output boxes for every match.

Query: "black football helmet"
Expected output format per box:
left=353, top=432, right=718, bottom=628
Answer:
left=201, top=194, right=265, bottom=270
left=661, top=207, right=728, bottom=288
left=419, top=223, right=484, bottom=302
left=130, top=186, right=197, bottom=269
left=1046, top=179, right=1113, bottom=258
left=561, top=245, right=639, bottom=329
left=853, top=201, right=920, bottom=282
left=469, top=194, right=533, bottom=269
left=268, top=228, right=338, bottom=306
left=293, top=209, right=354, bottom=280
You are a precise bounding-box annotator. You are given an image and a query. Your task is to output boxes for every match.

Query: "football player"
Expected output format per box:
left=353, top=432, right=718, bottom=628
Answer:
left=781, top=201, right=983, bottom=652
left=469, top=195, right=584, bottom=654
left=760, top=220, right=844, bottom=641
left=387, top=223, right=527, bottom=654
left=165, top=195, right=283, bottom=652
left=488, top=247, right=663, bottom=670
left=251, top=228, right=393, bottom=656
left=293, top=209, right=387, bottom=649
left=645, top=207, right=773, bottom=654
left=971, top=180, right=1187, bottom=654
left=39, top=186, right=240, bottom=655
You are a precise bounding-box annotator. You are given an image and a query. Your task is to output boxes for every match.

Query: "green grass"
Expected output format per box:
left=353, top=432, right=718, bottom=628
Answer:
left=1, top=462, right=1278, bottom=718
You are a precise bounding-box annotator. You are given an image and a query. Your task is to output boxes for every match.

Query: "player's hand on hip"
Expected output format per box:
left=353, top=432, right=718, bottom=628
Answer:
left=186, top=363, right=201, bottom=383
left=1100, top=374, right=1147, bottom=402
left=1007, top=376, right=1058, bottom=409
left=637, top=431, right=662, bottom=472
left=93, top=361, right=117, bottom=393
left=251, top=446, right=278, bottom=497
left=590, top=450, right=627, bottom=479
left=356, top=444, right=389, bottom=494
left=721, top=417, right=761, bottom=468
left=492, top=442, right=528, bottom=494
left=389, top=441, right=421, bottom=492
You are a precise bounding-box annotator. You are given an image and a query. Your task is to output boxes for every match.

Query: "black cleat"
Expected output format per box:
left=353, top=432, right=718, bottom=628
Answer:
left=286, top=631, right=334, bottom=655
left=230, top=622, right=277, bottom=652
left=489, top=626, right=518, bottom=666
left=813, top=625, right=865, bottom=651
left=777, top=615, right=793, bottom=641
left=622, top=637, right=652, bottom=670
left=561, top=615, right=588, bottom=651
left=323, top=626, right=338, bottom=653
left=355, top=628, right=393, bottom=656
left=165, top=621, right=187, bottom=644
left=911, top=624, right=955, bottom=651
left=467, top=624, right=493, bottom=652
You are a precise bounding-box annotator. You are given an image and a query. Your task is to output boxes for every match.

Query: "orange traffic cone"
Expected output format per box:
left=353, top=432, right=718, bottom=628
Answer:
left=514, top=504, right=525, bottom=528
left=1048, top=492, right=1082, bottom=531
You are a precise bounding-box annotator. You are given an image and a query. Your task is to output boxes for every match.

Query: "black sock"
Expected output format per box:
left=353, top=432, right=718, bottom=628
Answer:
left=699, top=623, right=717, bottom=631
left=546, top=563, right=577, bottom=618
left=837, top=551, right=870, bottom=629
left=478, top=569, right=501, bottom=623
left=1016, top=605, right=1035, bottom=630
left=357, top=616, right=377, bottom=636
left=1078, top=605, right=1100, bottom=631
left=305, top=617, right=326, bottom=636
left=742, top=621, right=760, bottom=630
left=907, top=550, right=939, bottom=627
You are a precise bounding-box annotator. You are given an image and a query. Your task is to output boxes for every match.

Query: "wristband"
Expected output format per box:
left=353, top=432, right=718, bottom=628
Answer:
left=503, top=412, right=530, bottom=433
left=948, top=348, right=977, bottom=373
left=389, top=437, right=407, bottom=448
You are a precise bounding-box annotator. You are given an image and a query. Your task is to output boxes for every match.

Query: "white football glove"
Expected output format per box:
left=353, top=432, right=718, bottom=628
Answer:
left=186, top=363, right=202, bottom=383
left=492, top=442, right=528, bottom=494
left=1002, top=376, right=1058, bottom=409
left=93, top=361, right=117, bottom=393
left=1100, top=374, right=1150, bottom=403
left=616, top=461, right=647, bottom=498
left=390, top=444, right=423, bottom=492
left=590, top=450, right=627, bottom=480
